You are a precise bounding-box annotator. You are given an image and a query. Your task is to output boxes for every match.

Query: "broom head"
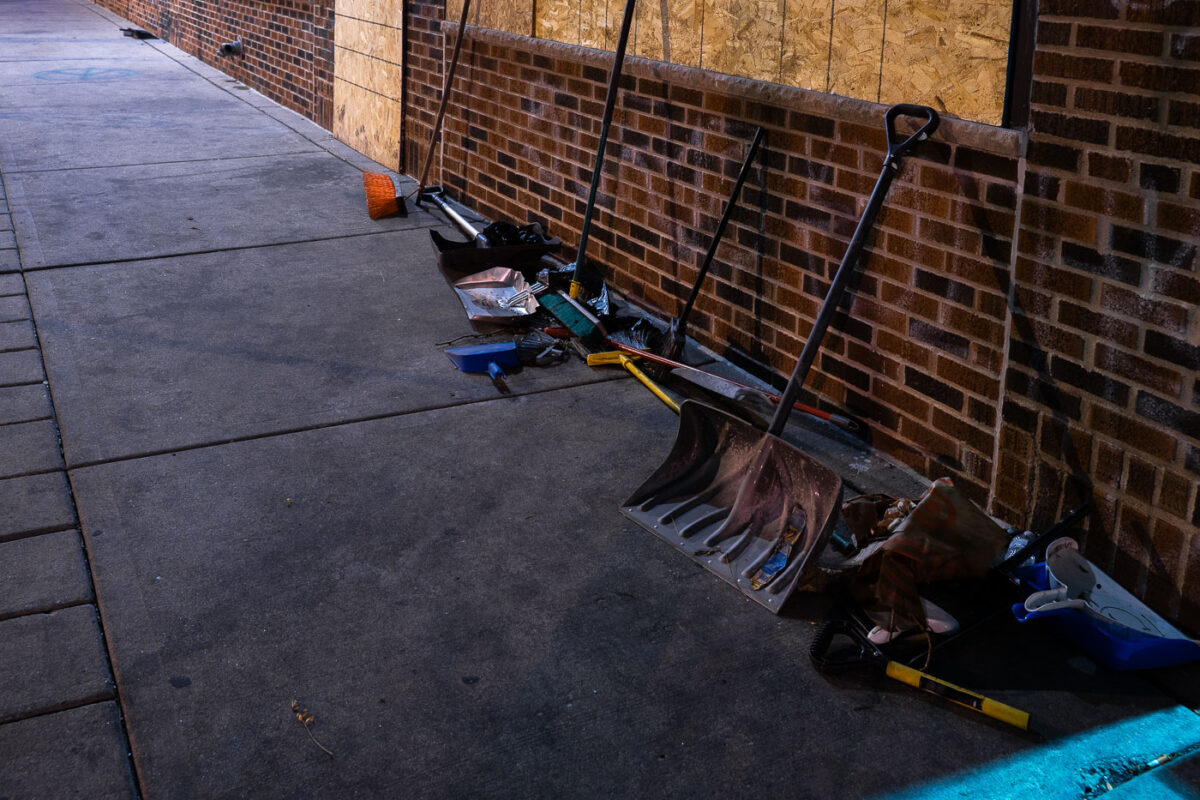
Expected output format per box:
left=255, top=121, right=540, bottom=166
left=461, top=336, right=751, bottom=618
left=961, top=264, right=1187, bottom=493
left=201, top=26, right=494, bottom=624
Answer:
left=362, top=172, right=406, bottom=219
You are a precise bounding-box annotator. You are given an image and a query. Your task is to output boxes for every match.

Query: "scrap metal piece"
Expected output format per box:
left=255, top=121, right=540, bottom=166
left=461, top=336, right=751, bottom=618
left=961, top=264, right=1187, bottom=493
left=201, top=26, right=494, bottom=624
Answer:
left=451, top=268, right=539, bottom=321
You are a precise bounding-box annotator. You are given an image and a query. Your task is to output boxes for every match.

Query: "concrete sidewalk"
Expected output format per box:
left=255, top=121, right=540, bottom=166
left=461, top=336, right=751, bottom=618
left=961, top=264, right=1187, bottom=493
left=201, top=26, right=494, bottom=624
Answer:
left=1, top=1, right=1198, bottom=798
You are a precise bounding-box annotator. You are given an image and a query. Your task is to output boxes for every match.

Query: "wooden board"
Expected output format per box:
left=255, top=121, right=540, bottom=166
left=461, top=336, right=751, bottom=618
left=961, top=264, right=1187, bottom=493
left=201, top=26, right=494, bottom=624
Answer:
left=538, top=0, right=582, bottom=45
left=782, top=0, right=833, bottom=92
left=581, top=0, right=613, bottom=50
left=635, top=0, right=702, bottom=67
left=460, top=0, right=1009, bottom=124
left=828, top=0, right=885, bottom=101
left=333, top=5, right=405, bottom=168
left=334, top=78, right=405, bottom=167
left=701, top=0, right=786, bottom=83
left=880, top=0, right=1008, bottom=125
left=467, top=0, right=535, bottom=35
left=338, top=0, right=403, bottom=21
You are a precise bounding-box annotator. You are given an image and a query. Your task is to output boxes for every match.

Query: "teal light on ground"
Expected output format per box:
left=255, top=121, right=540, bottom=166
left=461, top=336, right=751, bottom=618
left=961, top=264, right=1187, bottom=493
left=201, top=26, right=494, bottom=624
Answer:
left=874, top=705, right=1200, bottom=800
left=1103, top=764, right=1200, bottom=799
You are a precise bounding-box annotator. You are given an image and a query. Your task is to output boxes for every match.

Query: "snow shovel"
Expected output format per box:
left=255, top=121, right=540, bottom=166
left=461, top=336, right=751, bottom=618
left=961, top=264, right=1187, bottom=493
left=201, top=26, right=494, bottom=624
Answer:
left=621, top=104, right=940, bottom=612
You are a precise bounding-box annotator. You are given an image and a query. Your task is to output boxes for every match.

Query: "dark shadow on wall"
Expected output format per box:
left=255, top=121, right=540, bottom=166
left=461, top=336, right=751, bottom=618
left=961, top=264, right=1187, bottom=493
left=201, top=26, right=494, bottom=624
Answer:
left=947, top=170, right=1188, bottom=614
left=956, top=170, right=1092, bottom=512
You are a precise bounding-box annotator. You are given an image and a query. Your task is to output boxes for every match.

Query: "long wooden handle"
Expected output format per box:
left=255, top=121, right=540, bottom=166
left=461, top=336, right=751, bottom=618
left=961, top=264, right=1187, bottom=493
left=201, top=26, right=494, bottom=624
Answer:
left=416, top=0, right=472, bottom=193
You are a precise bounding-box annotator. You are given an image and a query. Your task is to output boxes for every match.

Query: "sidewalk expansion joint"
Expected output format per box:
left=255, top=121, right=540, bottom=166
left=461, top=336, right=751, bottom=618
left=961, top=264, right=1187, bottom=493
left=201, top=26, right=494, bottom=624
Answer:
left=17, top=227, right=436, bottom=274
left=65, top=374, right=626, bottom=471
left=1, top=465, right=68, bottom=481
left=0, top=524, right=78, bottom=546
left=3, top=150, right=322, bottom=178
left=0, top=414, right=53, bottom=429
left=0, top=694, right=118, bottom=729
left=0, top=379, right=47, bottom=390
left=0, top=598, right=95, bottom=625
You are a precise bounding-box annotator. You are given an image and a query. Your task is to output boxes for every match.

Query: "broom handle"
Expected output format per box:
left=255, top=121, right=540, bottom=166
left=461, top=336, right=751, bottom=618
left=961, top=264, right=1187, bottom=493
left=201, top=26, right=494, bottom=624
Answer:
left=416, top=0, right=472, bottom=195
left=674, top=127, right=765, bottom=336
left=570, top=0, right=638, bottom=296
left=769, top=105, right=938, bottom=438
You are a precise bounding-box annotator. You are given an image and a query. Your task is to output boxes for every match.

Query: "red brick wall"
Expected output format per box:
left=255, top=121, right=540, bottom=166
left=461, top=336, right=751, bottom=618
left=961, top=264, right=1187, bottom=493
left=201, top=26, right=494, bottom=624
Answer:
left=403, top=0, right=448, bottom=176
left=94, top=0, right=335, bottom=128
left=1011, top=0, right=1200, bottom=628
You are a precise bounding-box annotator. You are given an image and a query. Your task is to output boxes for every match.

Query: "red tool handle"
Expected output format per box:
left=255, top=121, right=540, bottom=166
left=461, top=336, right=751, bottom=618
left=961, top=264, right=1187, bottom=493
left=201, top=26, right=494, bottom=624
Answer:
left=603, top=340, right=862, bottom=434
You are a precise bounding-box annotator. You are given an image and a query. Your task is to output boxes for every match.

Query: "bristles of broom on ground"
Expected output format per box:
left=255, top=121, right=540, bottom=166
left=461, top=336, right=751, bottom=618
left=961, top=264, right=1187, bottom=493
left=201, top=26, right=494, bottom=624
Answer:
left=362, top=172, right=407, bottom=219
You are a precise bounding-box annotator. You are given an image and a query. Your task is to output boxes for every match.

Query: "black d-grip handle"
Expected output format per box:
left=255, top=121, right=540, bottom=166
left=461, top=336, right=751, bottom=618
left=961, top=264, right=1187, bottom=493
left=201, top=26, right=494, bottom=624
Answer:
left=809, top=618, right=877, bottom=671
left=885, top=104, right=940, bottom=161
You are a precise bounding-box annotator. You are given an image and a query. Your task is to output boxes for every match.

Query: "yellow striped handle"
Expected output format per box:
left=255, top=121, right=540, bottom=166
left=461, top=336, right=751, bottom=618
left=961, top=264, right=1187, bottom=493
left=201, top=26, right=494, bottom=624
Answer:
left=620, top=357, right=680, bottom=414
left=885, top=661, right=1030, bottom=730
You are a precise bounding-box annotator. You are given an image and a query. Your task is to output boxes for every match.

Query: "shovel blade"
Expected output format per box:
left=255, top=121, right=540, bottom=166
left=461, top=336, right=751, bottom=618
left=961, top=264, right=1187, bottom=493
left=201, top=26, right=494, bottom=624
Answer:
left=621, top=400, right=842, bottom=613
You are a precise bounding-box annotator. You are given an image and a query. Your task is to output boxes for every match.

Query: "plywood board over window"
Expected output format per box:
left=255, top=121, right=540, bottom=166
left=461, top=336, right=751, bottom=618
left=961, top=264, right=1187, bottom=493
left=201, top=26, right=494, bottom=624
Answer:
left=880, top=0, right=1009, bottom=126
left=631, top=0, right=700, bottom=67
left=828, top=0, right=885, bottom=101
left=702, top=0, right=786, bottom=83
left=333, top=0, right=405, bottom=168
left=460, top=0, right=1013, bottom=125
left=580, top=0, right=615, bottom=50
left=449, top=0, right=533, bottom=35
left=531, top=0, right=579, bottom=46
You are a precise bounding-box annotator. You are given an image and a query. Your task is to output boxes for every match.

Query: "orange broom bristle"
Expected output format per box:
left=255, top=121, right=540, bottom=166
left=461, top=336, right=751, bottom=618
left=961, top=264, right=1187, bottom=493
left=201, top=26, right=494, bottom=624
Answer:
left=362, top=172, right=406, bottom=219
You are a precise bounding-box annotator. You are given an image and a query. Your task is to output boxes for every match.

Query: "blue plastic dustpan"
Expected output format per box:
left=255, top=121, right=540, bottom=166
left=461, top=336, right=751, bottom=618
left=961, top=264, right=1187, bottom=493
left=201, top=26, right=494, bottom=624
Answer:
left=444, top=342, right=519, bottom=373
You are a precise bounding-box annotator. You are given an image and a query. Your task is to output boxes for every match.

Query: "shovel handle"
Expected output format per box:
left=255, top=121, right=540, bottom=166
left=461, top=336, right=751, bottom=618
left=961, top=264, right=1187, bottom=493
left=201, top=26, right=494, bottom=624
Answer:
left=885, top=105, right=940, bottom=162
left=416, top=0, right=473, bottom=197
left=769, top=104, right=939, bottom=438
left=571, top=0, right=639, bottom=297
